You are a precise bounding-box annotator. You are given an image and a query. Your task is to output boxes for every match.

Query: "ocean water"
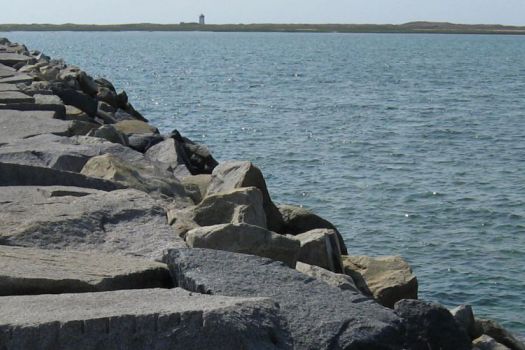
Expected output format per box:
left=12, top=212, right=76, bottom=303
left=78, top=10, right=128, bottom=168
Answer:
left=4, top=31, right=524, bottom=336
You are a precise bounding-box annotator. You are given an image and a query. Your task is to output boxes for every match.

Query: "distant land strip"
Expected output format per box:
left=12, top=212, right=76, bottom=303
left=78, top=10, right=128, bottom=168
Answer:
left=1, top=22, right=525, bottom=35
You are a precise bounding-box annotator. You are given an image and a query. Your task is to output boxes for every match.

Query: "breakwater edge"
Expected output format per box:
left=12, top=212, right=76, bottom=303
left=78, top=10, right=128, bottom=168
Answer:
left=0, top=36, right=524, bottom=349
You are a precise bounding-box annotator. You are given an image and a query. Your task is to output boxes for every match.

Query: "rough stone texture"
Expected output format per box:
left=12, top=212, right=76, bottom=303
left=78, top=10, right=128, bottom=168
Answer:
left=0, top=162, right=124, bottom=190
left=87, top=124, right=128, bottom=146
left=0, top=83, right=19, bottom=91
left=295, top=262, right=358, bottom=292
left=394, top=299, right=472, bottom=350
left=0, top=90, right=34, bottom=104
left=127, top=133, right=164, bottom=153
left=278, top=203, right=348, bottom=255
left=0, top=288, right=292, bottom=350
left=0, top=187, right=186, bottom=261
left=114, top=120, right=158, bottom=134
left=180, top=174, right=211, bottom=203
left=451, top=304, right=478, bottom=340
left=165, top=248, right=406, bottom=350
left=342, top=255, right=418, bottom=308
left=145, top=137, right=191, bottom=177
left=475, top=319, right=525, bottom=350
left=0, top=52, right=31, bottom=66
left=474, top=335, right=512, bottom=350
left=169, top=187, right=267, bottom=229
left=0, top=73, right=33, bottom=84
left=207, top=161, right=285, bottom=233
left=0, top=134, right=143, bottom=172
left=0, top=245, right=172, bottom=295
left=294, top=228, right=343, bottom=273
left=80, top=154, right=192, bottom=202
left=0, top=109, right=74, bottom=143
left=185, top=224, right=300, bottom=267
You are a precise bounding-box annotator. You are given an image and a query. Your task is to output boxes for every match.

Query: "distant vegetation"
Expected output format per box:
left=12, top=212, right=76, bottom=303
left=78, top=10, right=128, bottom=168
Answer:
left=1, top=22, right=525, bottom=35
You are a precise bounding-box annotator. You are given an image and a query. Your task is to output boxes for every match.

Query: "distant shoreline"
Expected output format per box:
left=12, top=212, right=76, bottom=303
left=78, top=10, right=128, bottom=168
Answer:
left=1, top=21, right=525, bottom=35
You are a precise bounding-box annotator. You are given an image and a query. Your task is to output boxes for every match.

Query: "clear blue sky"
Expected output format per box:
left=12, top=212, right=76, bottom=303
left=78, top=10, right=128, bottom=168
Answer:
left=1, top=0, right=524, bottom=25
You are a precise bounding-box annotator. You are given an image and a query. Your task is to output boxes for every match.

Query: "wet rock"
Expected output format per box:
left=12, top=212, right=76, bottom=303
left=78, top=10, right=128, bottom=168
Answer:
left=169, top=187, right=267, bottom=229
left=0, top=288, right=292, bottom=350
left=207, top=160, right=284, bottom=232
left=394, top=299, right=472, bottom=350
left=165, top=248, right=406, bottom=350
left=342, top=255, right=418, bottom=308
left=294, top=228, right=343, bottom=272
left=295, top=262, right=359, bottom=292
left=0, top=187, right=186, bottom=261
left=185, top=223, right=299, bottom=267
left=80, top=154, right=191, bottom=201
left=0, top=245, right=172, bottom=295
left=451, top=304, right=478, bottom=340
left=473, top=335, right=512, bottom=350
left=278, top=203, right=348, bottom=254
left=475, top=319, right=525, bottom=350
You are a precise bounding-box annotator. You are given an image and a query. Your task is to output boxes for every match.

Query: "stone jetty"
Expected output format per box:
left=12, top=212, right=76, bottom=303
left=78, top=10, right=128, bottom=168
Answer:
left=0, top=37, right=523, bottom=350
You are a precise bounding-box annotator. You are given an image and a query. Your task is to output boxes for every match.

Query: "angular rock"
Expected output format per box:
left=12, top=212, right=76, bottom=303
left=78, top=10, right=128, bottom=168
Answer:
left=394, top=299, right=472, bottom=350
left=295, top=262, right=358, bottom=292
left=0, top=134, right=144, bottom=172
left=0, top=187, right=186, bottom=261
left=80, top=154, right=191, bottom=201
left=180, top=174, right=212, bottom=203
left=0, top=110, right=73, bottom=143
left=278, top=203, right=348, bottom=254
left=51, top=85, right=97, bottom=116
left=169, top=187, right=267, bottom=229
left=342, top=255, right=418, bottom=308
left=64, top=104, right=92, bottom=122
left=0, top=83, right=19, bottom=91
left=0, top=245, right=172, bottom=295
left=0, top=73, right=33, bottom=84
left=0, top=288, right=292, bottom=350
left=87, top=124, right=128, bottom=146
left=0, top=90, right=34, bottom=103
left=294, top=228, right=343, bottom=273
left=0, top=52, right=31, bottom=67
left=475, top=319, right=525, bottom=350
left=451, top=304, right=478, bottom=340
left=145, top=137, right=191, bottom=177
left=165, top=248, right=405, bottom=350
left=207, top=160, right=284, bottom=232
left=185, top=224, right=299, bottom=267
left=474, top=335, right=512, bottom=350
left=127, top=133, right=164, bottom=153
left=0, top=163, right=123, bottom=190
left=114, top=120, right=158, bottom=135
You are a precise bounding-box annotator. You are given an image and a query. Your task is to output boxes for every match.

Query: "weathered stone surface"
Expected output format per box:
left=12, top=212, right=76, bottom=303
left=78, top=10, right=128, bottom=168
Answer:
left=0, top=73, right=33, bottom=84
left=394, top=299, right=472, bottom=350
left=0, top=110, right=74, bottom=143
left=87, top=124, right=128, bottom=146
left=342, top=255, right=418, bottom=308
left=0, top=52, right=31, bottom=66
left=294, top=228, right=343, bottom=273
left=278, top=203, right=348, bottom=255
left=165, top=248, right=406, bottom=350
left=180, top=174, right=211, bottom=203
left=451, top=304, right=478, bottom=340
left=169, top=187, right=267, bottom=229
left=145, top=137, right=191, bottom=177
left=0, top=163, right=124, bottom=190
left=114, top=120, right=158, bottom=134
left=0, top=245, right=172, bottom=295
left=0, top=134, right=144, bottom=172
left=81, top=154, right=191, bottom=201
left=475, top=319, right=525, bottom=350
left=127, top=133, right=164, bottom=152
left=474, top=335, right=512, bottom=350
left=207, top=160, right=284, bottom=233
left=295, top=262, right=358, bottom=292
left=0, top=187, right=186, bottom=261
left=0, top=83, right=19, bottom=91
left=0, top=90, right=34, bottom=103
left=185, top=224, right=300, bottom=267
left=0, top=288, right=292, bottom=350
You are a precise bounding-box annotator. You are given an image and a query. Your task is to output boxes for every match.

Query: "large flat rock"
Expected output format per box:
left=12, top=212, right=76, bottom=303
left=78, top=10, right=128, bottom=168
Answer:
left=0, top=110, right=73, bottom=143
left=0, top=83, right=20, bottom=91
left=0, top=52, right=31, bottom=67
left=0, top=73, right=33, bottom=84
left=0, top=288, right=292, bottom=350
left=0, top=245, right=172, bottom=296
left=165, top=248, right=406, bottom=350
left=0, top=91, right=34, bottom=104
left=0, top=187, right=186, bottom=261
left=0, top=134, right=145, bottom=172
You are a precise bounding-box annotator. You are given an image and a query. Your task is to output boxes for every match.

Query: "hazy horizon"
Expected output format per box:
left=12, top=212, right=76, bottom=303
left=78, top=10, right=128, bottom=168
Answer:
left=1, top=0, right=524, bottom=26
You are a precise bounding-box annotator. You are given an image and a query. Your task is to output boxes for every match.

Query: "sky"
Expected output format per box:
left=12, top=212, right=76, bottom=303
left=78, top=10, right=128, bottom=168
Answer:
left=0, top=0, right=524, bottom=26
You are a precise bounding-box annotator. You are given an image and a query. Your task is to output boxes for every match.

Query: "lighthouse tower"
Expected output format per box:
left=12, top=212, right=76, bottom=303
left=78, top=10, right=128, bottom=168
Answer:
left=199, top=14, right=205, bottom=25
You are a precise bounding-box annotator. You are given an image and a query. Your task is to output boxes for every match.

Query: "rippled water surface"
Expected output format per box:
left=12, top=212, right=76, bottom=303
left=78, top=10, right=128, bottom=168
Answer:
left=5, top=31, right=524, bottom=335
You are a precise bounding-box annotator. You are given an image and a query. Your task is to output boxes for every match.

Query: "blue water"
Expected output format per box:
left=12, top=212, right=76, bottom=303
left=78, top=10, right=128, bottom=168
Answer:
left=4, top=31, right=524, bottom=336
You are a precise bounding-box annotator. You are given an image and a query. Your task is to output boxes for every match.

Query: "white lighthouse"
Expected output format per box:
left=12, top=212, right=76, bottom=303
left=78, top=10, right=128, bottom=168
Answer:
left=199, top=14, right=205, bottom=25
